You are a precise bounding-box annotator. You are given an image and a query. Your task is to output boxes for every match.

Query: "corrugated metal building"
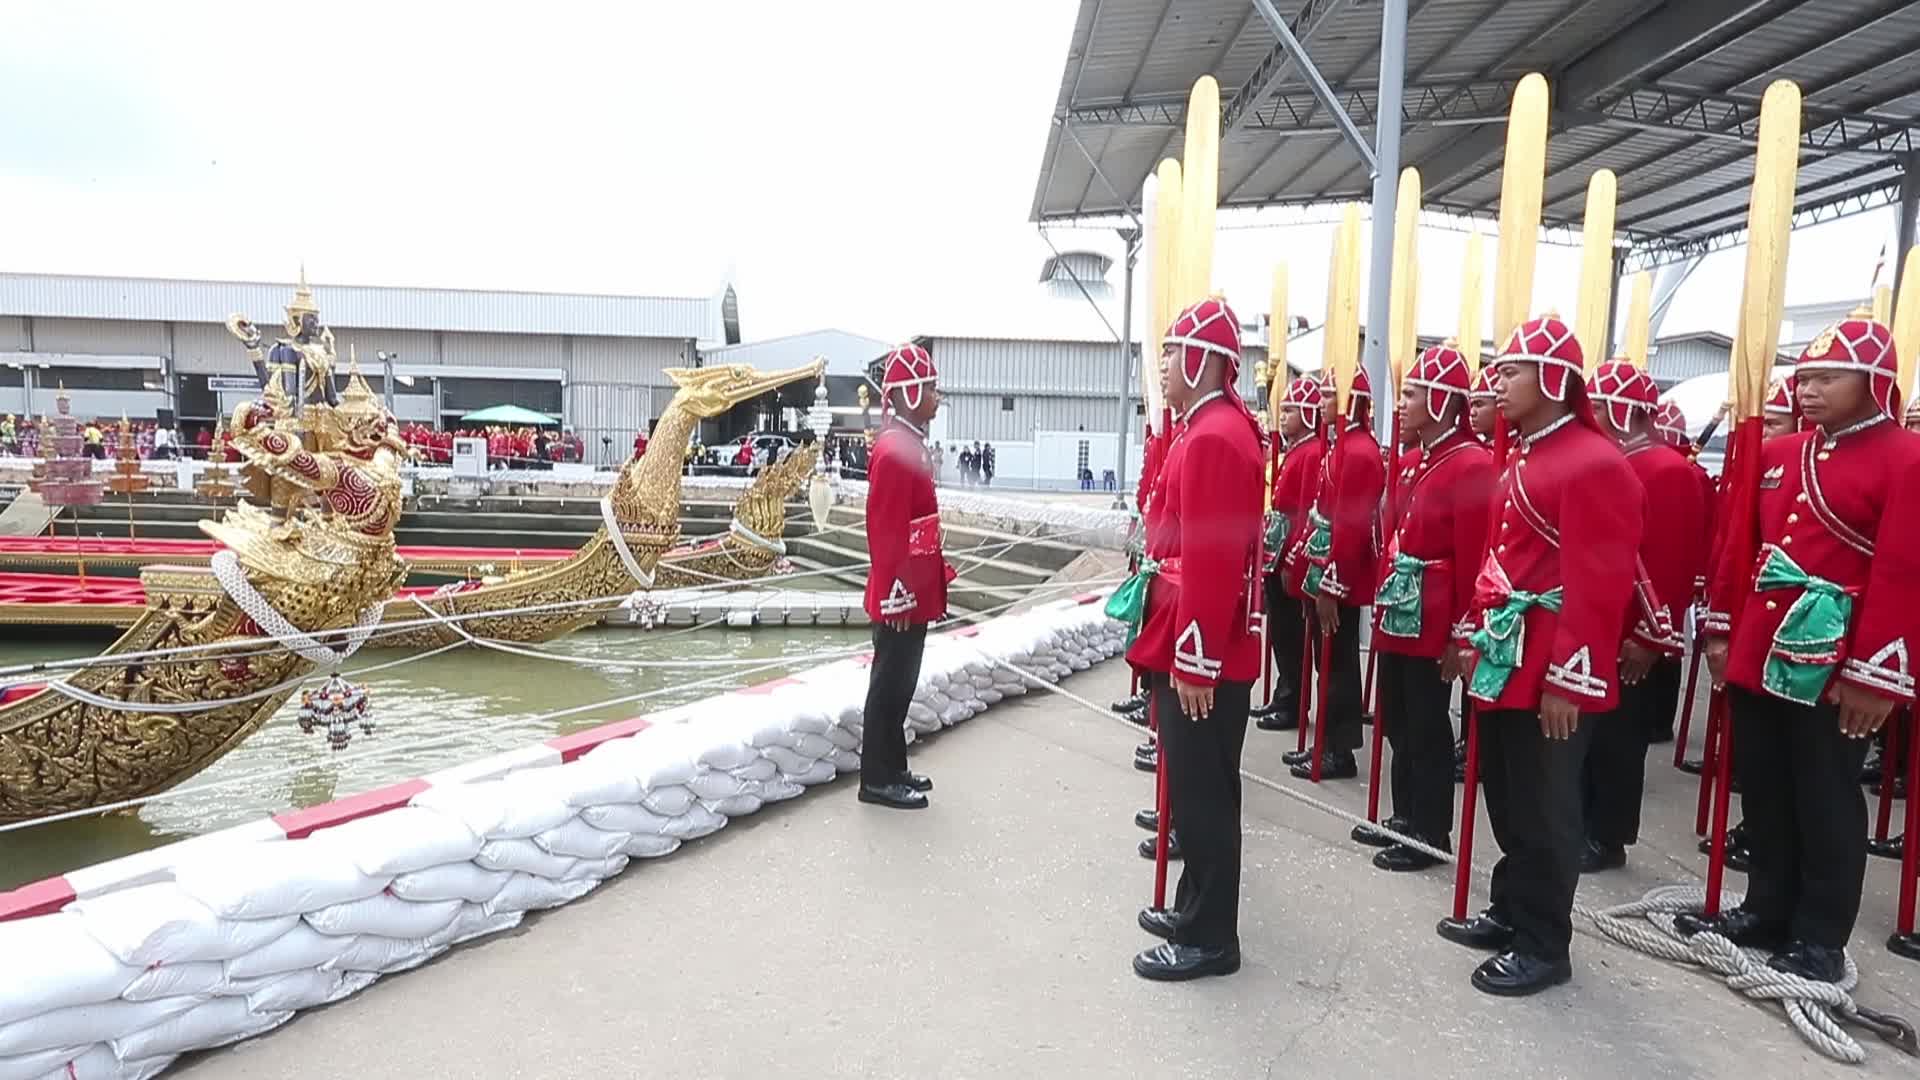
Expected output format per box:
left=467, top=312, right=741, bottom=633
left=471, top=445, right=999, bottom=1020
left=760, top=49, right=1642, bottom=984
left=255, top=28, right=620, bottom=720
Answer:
left=0, top=272, right=732, bottom=465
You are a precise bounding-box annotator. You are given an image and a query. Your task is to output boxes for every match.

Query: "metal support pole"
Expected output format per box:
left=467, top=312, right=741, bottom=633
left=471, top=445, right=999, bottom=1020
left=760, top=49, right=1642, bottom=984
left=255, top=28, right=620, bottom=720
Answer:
left=1603, top=247, right=1625, bottom=363
left=1359, top=0, right=1407, bottom=445
left=1251, top=0, right=1377, bottom=176
left=380, top=352, right=396, bottom=415
left=1112, top=229, right=1139, bottom=509
left=1898, top=151, right=1920, bottom=292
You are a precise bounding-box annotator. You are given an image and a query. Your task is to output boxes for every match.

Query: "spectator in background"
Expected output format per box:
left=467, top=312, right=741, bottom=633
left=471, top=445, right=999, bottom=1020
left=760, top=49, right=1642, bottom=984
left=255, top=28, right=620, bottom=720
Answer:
left=83, top=422, right=105, bottom=458
left=982, top=442, right=996, bottom=486
left=959, top=444, right=975, bottom=486
left=632, top=428, right=649, bottom=461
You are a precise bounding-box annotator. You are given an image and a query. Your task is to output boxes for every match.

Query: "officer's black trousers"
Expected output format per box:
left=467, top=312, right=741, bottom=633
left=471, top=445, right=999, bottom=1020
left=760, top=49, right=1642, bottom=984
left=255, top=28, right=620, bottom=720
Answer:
left=860, top=623, right=926, bottom=783
left=1479, top=707, right=1595, bottom=966
left=1152, top=672, right=1252, bottom=949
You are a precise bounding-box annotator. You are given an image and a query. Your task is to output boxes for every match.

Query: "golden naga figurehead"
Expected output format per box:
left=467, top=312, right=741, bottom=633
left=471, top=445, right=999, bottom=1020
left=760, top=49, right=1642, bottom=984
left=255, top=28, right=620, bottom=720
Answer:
left=657, top=359, right=829, bottom=418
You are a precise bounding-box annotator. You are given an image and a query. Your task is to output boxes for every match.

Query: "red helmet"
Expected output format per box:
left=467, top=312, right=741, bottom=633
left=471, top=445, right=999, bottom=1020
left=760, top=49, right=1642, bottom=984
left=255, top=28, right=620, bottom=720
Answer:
left=1469, top=367, right=1496, bottom=400
left=1764, top=376, right=1793, bottom=416
left=1405, top=343, right=1471, bottom=423
left=1589, top=360, right=1658, bottom=432
left=1495, top=314, right=1585, bottom=403
left=1164, top=297, right=1242, bottom=391
left=1796, top=313, right=1900, bottom=418
left=1281, top=375, right=1323, bottom=431
left=1653, top=400, right=1690, bottom=448
left=879, top=342, right=938, bottom=413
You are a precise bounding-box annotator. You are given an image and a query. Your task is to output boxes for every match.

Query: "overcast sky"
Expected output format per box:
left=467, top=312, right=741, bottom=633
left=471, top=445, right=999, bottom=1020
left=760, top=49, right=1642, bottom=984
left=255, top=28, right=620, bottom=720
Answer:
left=0, top=1, right=1899, bottom=346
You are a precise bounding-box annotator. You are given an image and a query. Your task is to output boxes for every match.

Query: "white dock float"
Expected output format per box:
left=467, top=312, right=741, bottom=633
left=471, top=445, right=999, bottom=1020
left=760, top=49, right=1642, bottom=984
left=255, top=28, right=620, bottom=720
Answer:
left=603, top=588, right=869, bottom=628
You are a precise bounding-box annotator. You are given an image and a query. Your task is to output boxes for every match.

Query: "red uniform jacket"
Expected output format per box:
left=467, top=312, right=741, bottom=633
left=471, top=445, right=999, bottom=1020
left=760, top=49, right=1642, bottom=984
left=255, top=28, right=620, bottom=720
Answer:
left=1465, top=417, right=1645, bottom=711
left=863, top=421, right=947, bottom=624
left=1377, top=432, right=1495, bottom=660
left=1271, top=432, right=1325, bottom=598
left=1686, top=451, right=1718, bottom=601
left=1138, top=427, right=1167, bottom=516
left=1126, top=394, right=1265, bottom=687
left=1707, top=419, right=1920, bottom=704
left=1623, top=436, right=1707, bottom=655
left=1309, top=422, right=1387, bottom=604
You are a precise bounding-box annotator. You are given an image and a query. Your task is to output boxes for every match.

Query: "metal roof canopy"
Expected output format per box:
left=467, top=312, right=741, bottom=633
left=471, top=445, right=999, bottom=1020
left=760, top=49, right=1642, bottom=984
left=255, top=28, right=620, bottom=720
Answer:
left=1032, top=0, right=1920, bottom=266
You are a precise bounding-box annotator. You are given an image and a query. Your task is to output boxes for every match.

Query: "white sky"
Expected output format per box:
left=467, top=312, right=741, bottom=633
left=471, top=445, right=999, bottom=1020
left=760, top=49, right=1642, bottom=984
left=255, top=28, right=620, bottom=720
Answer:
left=0, top=0, right=1901, bottom=345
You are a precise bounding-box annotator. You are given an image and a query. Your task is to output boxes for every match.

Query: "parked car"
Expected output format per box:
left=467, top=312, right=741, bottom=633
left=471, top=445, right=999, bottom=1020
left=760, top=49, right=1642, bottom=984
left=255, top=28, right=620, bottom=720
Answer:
left=709, top=432, right=797, bottom=475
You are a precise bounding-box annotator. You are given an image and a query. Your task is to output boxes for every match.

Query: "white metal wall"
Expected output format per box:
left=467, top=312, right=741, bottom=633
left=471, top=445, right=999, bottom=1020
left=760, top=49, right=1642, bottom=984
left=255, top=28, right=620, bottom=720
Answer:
left=30, top=317, right=166, bottom=355
left=0, top=316, right=25, bottom=351
left=1648, top=337, right=1731, bottom=386
left=441, top=332, right=564, bottom=369
left=571, top=335, right=686, bottom=386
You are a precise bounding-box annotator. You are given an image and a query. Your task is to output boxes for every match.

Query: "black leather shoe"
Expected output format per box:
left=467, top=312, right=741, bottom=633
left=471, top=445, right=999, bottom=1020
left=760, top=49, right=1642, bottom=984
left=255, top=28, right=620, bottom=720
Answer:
left=1134, top=808, right=1159, bottom=832
left=1873, top=774, right=1909, bottom=800
left=1861, top=750, right=1884, bottom=784
left=1677, top=758, right=1704, bottom=775
left=1132, top=942, right=1241, bottom=981
left=1471, top=950, right=1572, bottom=997
left=1769, top=940, right=1846, bottom=984
left=1580, top=840, right=1627, bottom=874
left=901, top=771, right=933, bottom=793
left=1374, top=840, right=1447, bottom=872
left=1137, top=907, right=1178, bottom=940
left=1453, top=738, right=1468, bottom=783
left=1436, top=911, right=1515, bottom=951
left=1672, top=906, right=1787, bottom=949
left=1351, top=815, right=1409, bottom=848
left=1291, top=750, right=1357, bottom=780
left=1139, top=832, right=1182, bottom=861
left=1135, top=739, right=1156, bottom=756
left=857, top=782, right=927, bottom=810
left=1869, top=833, right=1905, bottom=861
left=1135, top=745, right=1158, bottom=773
left=1112, top=692, right=1148, bottom=713
left=1281, top=747, right=1313, bottom=767
left=1888, top=931, right=1920, bottom=961
left=1256, top=705, right=1300, bottom=732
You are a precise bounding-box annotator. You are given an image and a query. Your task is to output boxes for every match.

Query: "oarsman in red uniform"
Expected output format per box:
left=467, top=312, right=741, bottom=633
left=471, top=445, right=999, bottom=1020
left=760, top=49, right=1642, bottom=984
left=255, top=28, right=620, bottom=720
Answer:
left=1683, top=314, right=1920, bottom=983
left=1764, top=378, right=1799, bottom=439
left=858, top=343, right=950, bottom=811
left=1439, top=315, right=1645, bottom=996
left=1468, top=369, right=1498, bottom=445
left=1581, top=362, right=1706, bottom=874
left=1281, top=369, right=1385, bottom=781
left=1123, top=298, right=1265, bottom=982
left=1253, top=378, right=1327, bottom=734
left=1358, top=344, right=1494, bottom=871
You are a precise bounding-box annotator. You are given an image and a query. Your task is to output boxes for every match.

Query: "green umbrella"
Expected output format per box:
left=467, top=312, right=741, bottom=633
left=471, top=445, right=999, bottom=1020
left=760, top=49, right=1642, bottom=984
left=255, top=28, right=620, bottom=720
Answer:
left=459, top=404, right=559, bottom=425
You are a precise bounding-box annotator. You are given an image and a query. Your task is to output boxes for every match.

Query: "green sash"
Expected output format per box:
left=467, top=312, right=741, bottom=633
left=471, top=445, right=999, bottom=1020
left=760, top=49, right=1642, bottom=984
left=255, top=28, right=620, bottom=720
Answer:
left=1302, top=510, right=1332, bottom=596
left=1373, top=552, right=1430, bottom=638
left=1105, top=557, right=1159, bottom=646
left=1755, top=546, right=1853, bottom=705
left=1467, top=587, right=1564, bottom=700
left=1263, top=511, right=1290, bottom=568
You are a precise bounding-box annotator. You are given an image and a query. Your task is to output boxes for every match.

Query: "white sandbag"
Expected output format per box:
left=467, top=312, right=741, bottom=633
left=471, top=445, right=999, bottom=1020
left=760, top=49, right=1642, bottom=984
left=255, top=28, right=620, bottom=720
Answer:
left=760, top=777, right=806, bottom=802
left=69, top=883, right=298, bottom=967
left=621, top=833, right=680, bottom=858
left=119, top=962, right=226, bottom=1003
left=580, top=802, right=675, bottom=836
left=927, top=671, right=949, bottom=691
left=309, top=805, right=482, bottom=877
left=761, top=745, right=815, bottom=777
left=223, top=923, right=345, bottom=980
left=659, top=802, right=727, bottom=840
left=907, top=711, right=939, bottom=735
left=507, top=759, right=642, bottom=809
left=729, top=756, right=777, bottom=783
left=823, top=725, right=860, bottom=752
left=827, top=748, right=862, bottom=774
left=905, top=702, right=937, bottom=727
left=947, top=682, right=977, bottom=704
left=787, top=709, right=832, bottom=736
left=304, top=894, right=462, bottom=940
left=0, top=1046, right=87, bottom=1080
left=0, top=914, right=140, bottom=1025
left=326, top=935, right=439, bottom=975
left=410, top=780, right=573, bottom=841
left=833, top=702, right=863, bottom=728
left=173, top=840, right=388, bottom=920
left=978, top=688, right=1003, bottom=705
left=694, top=738, right=757, bottom=771
left=473, top=838, right=579, bottom=880
left=563, top=855, right=628, bottom=883
left=787, top=759, right=838, bottom=787
left=424, top=905, right=523, bottom=950
left=971, top=673, right=995, bottom=690
left=112, top=996, right=290, bottom=1060
left=241, top=969, right=348, bottom=1014
left=0, top=997, right=199, bottom=1056
left=703, top=793, right=762, bottom=817
left=482, top=873, right=596, bottom=916
left=389, top=862, right=513, bottom=905
left=581, top=738, right=698, bottom=791
left=739, top=714, right=792, bottom=749
left=640, top=784, right=695, bottom=817
left=789, top=732, right=835, bottom=759
left=687, top=769, right=751, bottom=802
left=49, top=1045, right=126, bottom=1080
left=534, top=817, right=631, bottom=861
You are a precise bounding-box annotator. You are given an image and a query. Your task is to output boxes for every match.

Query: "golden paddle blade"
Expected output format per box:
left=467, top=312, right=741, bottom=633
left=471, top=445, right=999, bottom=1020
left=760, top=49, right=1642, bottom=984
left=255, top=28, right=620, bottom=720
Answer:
left=1139, top=171, right=1164, bottom=429
left=1622, top=271, right=1653, bottom=369
left=1458, top=228, right=1485, bottom=376
left=1892, top=246, right=1920, bottom=404
left=1873, top=283, right=1893, bottom=324
left=1575, top=169, right=1618, bottom=373
left=1494, top=73, right=1550, bottom=350
left=1180, top=76, right=1220, bottom=307
left=1326, top=204, right=1364, bottom=417
left=1389, top=168, right=1422, bottom=392
left=1269, top=262, right=1290, bottom=420
left=1731, top=80, right=1802, bottom=422
left=1152, top=158, right=1185, bottom=423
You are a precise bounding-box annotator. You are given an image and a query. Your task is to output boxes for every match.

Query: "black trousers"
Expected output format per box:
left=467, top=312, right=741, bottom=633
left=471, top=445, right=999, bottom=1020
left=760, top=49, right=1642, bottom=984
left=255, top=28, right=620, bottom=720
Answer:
left=1480, top=707, right=1595, bottom=966
left=1309, top=601, right=1364, bottom=752
left=1731, top=686, right=1871, bottom=948
left=1645, top=654, right=1685, bottom=742
left=1152, top=672, right=1252, bottom=949
left=1380, top=652, right=1455, bottom=843
left=1263, top=575, right=1303, bottom=715
left=860, top=624, right=927, bottom=783
left=1582, top=676, right=1660, bottom=846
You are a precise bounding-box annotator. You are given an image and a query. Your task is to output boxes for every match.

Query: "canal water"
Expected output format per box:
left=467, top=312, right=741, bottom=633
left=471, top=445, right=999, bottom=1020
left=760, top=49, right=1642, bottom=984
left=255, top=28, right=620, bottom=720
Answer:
left=0, top=626, right=869, bottom=891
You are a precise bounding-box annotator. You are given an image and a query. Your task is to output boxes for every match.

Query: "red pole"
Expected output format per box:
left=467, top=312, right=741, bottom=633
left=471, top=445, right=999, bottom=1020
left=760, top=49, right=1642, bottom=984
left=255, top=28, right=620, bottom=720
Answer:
left=1296, top=606, right=1314, bottom=753
left=1151, top=691, right=1171, bottom=910
left=1896, top=711, right=1919, bottom=937
left=1675, top=630, right=1704, bottom=768
left=1876, top=712, right=1902, bottom=845
left=1365, top=616, right=1387, bottom=822
left=1260, top=613, right=1272, bottom=710
left=1693, top=689, right=1723, bottom=837
left=1703, top=694, right=1736, bottom=917
left=1450, top=702, right=1481, bottom=921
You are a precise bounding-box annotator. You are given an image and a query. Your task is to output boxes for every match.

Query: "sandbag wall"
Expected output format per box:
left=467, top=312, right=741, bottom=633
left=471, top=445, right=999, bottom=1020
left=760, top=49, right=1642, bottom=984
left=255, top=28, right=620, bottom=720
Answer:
left=0, top=599, right=1124, bottom=1080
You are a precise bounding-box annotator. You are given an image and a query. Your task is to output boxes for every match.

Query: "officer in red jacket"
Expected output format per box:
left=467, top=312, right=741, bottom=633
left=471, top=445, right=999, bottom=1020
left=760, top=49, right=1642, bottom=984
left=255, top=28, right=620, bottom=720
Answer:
left=1283, top=369, right=1386, bottom=781
left=1254, top=377, right=1326, bottom=733
left=1360, top=344, right=1494, bottom=871
left=858, top=343, right=950, bottom=811
left=1124, top=297, right=1265, bottom=982
left=1684, top=313, right=1920, bottom=983
left=1581, top=361, right=1705, bottom=873
left=1439, top=314, right=1645, bottom=997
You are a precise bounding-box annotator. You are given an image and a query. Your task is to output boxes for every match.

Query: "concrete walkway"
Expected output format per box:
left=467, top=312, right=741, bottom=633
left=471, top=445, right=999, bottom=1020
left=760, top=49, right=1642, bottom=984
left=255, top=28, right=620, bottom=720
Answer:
left=179, top=661, right=1919, bottom=1079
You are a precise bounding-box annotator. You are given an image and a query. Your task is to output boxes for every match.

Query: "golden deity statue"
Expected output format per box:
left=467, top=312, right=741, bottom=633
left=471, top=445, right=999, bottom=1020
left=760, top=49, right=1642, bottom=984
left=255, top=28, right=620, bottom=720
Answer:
left=225, top=268, right=339, bottom=407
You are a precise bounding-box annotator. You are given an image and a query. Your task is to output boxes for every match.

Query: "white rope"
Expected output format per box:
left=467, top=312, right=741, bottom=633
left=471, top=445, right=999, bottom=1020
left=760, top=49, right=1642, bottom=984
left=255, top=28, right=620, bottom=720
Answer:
left=211, top=551, right=383, bottom=669
left=598, top=495, right=656, bottom=589
left=727, top=519, right=786, bottom=556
